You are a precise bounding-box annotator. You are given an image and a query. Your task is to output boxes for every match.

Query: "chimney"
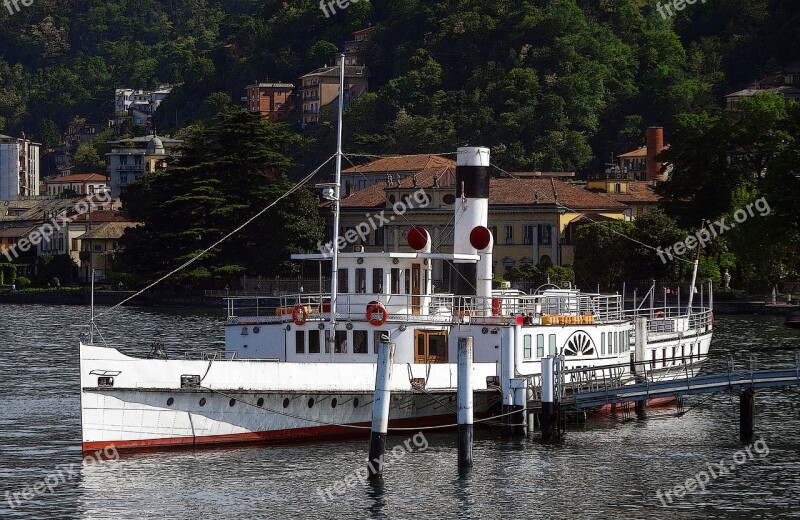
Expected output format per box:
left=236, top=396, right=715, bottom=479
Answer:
left=646, top=127, right=665, bottom=181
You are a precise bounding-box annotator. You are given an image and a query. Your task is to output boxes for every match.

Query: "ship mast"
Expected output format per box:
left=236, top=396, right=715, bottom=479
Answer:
left=328, top=55, right=346, bottom=357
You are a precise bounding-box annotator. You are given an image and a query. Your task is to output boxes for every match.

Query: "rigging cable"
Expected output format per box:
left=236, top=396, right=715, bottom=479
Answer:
left=96, top=153, right=338, bottom=318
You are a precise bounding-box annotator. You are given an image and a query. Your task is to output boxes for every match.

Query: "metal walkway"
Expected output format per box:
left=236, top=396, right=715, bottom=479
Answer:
left=562, top=353, right=800, bottom=410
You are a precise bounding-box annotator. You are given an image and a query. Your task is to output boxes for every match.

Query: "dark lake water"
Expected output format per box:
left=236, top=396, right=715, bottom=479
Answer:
left=1, top=305, right=799, bottom=519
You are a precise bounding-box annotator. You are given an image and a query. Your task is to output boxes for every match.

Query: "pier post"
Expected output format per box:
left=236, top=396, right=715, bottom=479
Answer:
left=368, top=340, right=395, bottom=480
left=457, top=337, right=474, bottom=470
left=740, top=388, right=755, bottom=443
left=635, top=399, right=647, bottom=420
left=541, top=356, right=555, bottom=441
left=511, top=378, right=527, bottom=437
left=501, top=326, right=518, bottom=437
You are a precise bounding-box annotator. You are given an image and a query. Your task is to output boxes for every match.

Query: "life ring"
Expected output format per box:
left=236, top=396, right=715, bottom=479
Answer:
left=292, top=305, right=307, bottom=326
left=654, top=311, right=665, bottom=319
left=367, top=301, right=388, bottom=326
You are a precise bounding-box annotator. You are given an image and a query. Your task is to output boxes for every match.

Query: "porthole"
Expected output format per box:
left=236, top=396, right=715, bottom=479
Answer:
left=308, top=398, right=315, bottom=408
left=229, top=398, right=236, bottom=407
left=257, top=398, right=265, bottom=407
left=166, top=397, right=174, bottom=406
left=283, top=398, right=290, bottom=408
left=331, top=398, right=338, bottom=409
left=353, top=398, right=360, bottom=408
left=199, top=398, right=206, bottom=407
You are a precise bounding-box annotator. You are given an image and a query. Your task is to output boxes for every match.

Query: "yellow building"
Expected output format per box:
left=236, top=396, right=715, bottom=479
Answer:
left=585, top=174, right=661, bottom=219
left=334, top=166, right=627, bottom=286
left=79, top=221, right=138, bottom=282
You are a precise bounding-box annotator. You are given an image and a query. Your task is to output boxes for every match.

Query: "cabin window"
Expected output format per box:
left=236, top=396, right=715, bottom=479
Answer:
left=353, top=330, right=368, bottom=354
left=534, top=334, right=543, bottom=357
left=549, top=335, right=557, bottom=357
left=601, top=333, right=605, bottom=355
left=325, top=330, right=331, bottom=353
left=373, top=269, right=384, bottom=293
left=335, top=331, right=348, bottom=353
left=618, top=332, right=624, bottom=352
left=391, top=268, right=400, bottom=294
left=375, top=228, right=385, bottom=247
left=309, top=330, right=320, bottom=354
left=373, top=330, right=388, bottom=353
left=404, top=270, right=411, bottom=294
left=295, top=331, right=305, bottom=354
left=355, top=268, right=367, bottom=294
left=338, top=269, right=349, bottom=293
left=523, top=335, right=532, bottom=359
left=608, top=332, right=613, bottom=354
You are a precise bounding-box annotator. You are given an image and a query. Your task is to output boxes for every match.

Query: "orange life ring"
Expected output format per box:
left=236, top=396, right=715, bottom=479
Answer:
left=367, top=301, right=388, bottom=326
left=292, top=305, right=307, bottom=326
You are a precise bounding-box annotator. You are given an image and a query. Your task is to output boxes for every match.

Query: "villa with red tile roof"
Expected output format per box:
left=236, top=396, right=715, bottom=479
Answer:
left=43, top=173, right=109, bottom=197
left=331, top=168, right=627, bottom=286
left=341, top=155, right=456, bottom=195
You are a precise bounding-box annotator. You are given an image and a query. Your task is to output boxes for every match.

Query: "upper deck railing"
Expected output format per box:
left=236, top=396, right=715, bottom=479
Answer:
left=225, top=291, right=627, bottom=326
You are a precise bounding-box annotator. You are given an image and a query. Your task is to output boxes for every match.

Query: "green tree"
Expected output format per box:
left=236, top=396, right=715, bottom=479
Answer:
left=573, top=220, right=635, bottom=291
left=120, top=110, right=324, bottom=285
left=73, top=143, right=105, bottom=173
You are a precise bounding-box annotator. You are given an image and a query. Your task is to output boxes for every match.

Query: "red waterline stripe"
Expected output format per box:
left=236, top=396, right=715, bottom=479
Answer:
left=82, top=414, right=458, bottom=454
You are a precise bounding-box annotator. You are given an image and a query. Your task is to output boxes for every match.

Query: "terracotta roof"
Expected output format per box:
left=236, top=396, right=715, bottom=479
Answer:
left=0, top=226, right=36, bottom=239
left=339, top=166, right=454, bottom=209
left=343, top=155, right=455, bottom=175
left=80, top=221, right=138, bottom=240
left=618, top=146, right=647, bottom=158
left=601, top=181, right=662, bottom=204
left=46, top=173, right=108, bottom=183
left=618, top=145, right=670, bottom=158
left=489, top=178, right=627, bottom=210
left=60, top=210, right=129, bottom=224
left=339, top=174, right=627, bottom=211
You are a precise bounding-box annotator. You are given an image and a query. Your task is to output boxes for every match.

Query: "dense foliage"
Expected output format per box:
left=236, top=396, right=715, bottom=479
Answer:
left=1, top=0, right=798, bottom=172
left=119, top=110, right=324, bottom=285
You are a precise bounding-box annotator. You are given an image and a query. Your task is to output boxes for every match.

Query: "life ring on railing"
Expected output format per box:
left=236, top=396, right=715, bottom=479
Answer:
left=292, top=305, right=307, bottom=326
left=654, top=311, right=665, bottom=319
left=366, top=301, right=388, bottom=326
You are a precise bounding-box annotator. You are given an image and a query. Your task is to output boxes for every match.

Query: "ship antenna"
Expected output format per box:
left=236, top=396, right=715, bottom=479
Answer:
left=328, top=55, right=346, bottom=358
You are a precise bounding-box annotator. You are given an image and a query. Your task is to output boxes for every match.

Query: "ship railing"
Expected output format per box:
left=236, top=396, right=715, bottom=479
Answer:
left=622, top=306, right=713, bottom=334
left=225, top=292, right=626, bottom=325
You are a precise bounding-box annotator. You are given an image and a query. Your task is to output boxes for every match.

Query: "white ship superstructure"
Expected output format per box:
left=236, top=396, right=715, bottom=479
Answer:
left=79, top=144, right=713, bottom=452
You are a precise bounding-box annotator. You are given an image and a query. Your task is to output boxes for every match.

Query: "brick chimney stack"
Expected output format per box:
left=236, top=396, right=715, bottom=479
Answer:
left=646, top=127, right=665, bottom=181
